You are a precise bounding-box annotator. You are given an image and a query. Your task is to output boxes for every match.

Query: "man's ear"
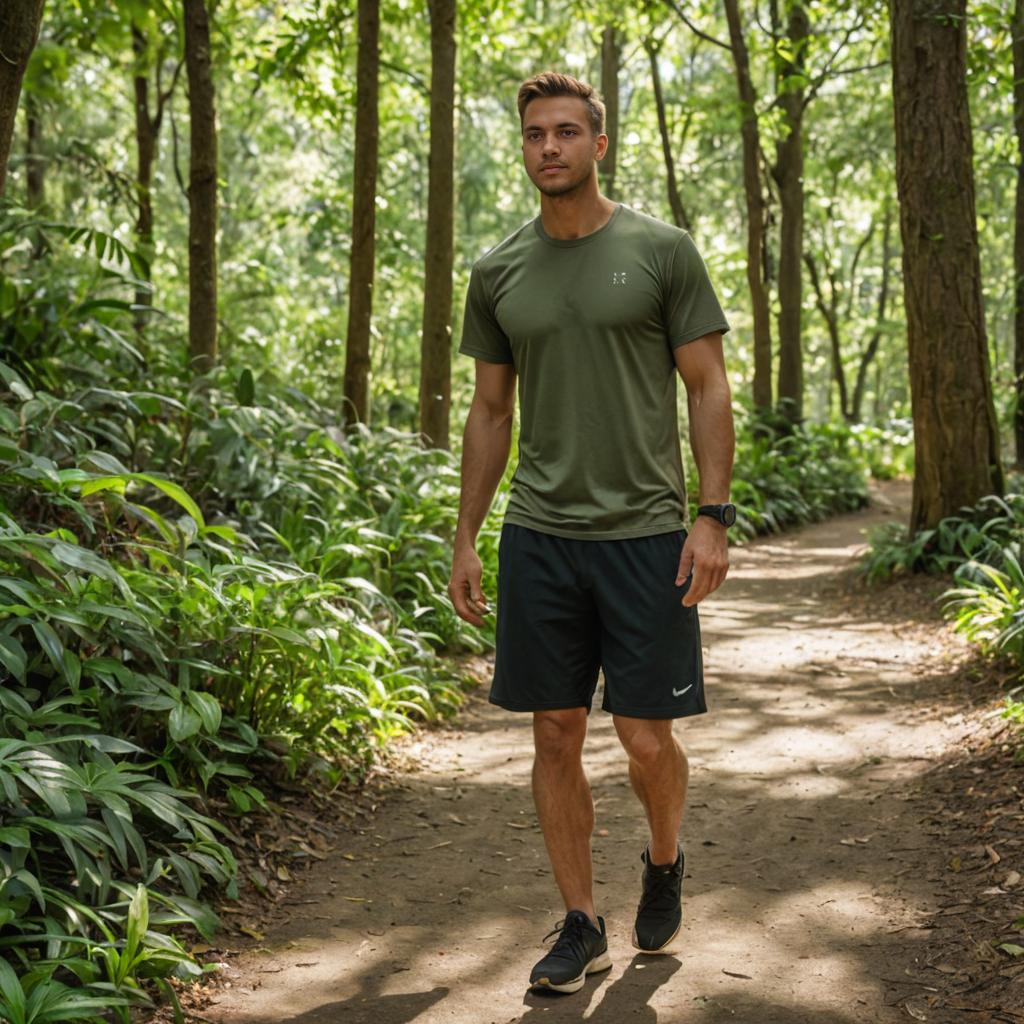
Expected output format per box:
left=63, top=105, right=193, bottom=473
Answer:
left=594, top=131, right=609, bottom=162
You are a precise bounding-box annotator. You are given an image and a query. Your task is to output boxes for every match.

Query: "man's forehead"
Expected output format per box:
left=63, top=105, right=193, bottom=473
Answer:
left=521, top=96, right=589, bottom=130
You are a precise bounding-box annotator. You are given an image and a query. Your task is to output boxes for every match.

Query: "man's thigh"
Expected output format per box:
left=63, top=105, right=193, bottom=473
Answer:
left=591, top=529, right=707, bottom=720
left=489, top=524, right=602, bottom=712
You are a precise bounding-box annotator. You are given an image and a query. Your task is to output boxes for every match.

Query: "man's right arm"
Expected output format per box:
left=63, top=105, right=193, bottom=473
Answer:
left=448, top=359, right=517, bottom=626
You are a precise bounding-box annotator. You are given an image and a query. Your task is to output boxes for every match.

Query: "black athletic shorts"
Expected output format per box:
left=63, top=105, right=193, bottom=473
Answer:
left=490, top=523, right=706, bottom=719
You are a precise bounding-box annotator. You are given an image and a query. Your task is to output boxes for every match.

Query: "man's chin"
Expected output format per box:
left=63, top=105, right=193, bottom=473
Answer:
left=533, top=176, right=587, bottom=198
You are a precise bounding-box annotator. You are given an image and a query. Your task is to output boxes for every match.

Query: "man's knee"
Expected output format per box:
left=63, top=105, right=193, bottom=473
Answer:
left=533, top=708, right=587, bottom=763
left=615, top=718, right=681, bottom=772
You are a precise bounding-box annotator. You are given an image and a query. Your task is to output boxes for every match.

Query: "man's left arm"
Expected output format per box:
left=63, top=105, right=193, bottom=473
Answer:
left=673, top=332, right=735, bottom=607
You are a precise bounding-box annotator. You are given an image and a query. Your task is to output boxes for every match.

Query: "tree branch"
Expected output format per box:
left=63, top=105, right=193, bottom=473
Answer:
left=662, top=0, right=731, bottom=51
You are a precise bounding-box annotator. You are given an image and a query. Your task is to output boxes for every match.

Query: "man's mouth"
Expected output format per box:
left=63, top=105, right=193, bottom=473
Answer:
left=540, top=164, right=566, bottom=174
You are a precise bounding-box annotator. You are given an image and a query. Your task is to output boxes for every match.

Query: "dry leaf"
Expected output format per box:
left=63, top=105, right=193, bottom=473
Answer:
left=506, top=822, right=529, bottom=830
left=985, top=844, right=1001, bottom=865
left=902, top=1001, right=927, bottom=1021
left=1006, top=870, right=1021, bottom=888
left=238, top=927, right=265, bottom=941
left=277, top=865, right=292, bottom=882
left=722, top=969, right=753, bottom=980
left=426, top=840, right=452, bottom=851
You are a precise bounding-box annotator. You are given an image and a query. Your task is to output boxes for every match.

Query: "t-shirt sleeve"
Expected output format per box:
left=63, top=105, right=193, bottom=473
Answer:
left=664, top=234, right=731, bottom=349
left=458, top=264, right=514, bottom=364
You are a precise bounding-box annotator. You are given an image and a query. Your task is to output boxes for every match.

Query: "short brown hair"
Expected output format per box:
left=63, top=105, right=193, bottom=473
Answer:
left=517, top=72, right=606, bottom=136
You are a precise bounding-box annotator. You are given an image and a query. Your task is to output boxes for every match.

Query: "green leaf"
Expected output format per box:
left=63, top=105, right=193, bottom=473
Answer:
left=123, top=884, right=149, bottom=978
left=0, top=634, right=27, bottom=683
left=31, top=620, right=64, bottom=677
left=168, top=704, right=202, bottom=742
left=0, top=956, right=26, bottom=1023
left=134, top=474, right=205, bottom=528
left=187, top=691, right=222, bottom=735
left=999, top=943, right=1024, bottom=956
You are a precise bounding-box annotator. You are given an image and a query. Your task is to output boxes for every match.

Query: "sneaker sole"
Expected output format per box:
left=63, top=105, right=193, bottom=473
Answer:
left=631, top=918, right=682, bottom=956
left=530, top=950, right=612, bottom=994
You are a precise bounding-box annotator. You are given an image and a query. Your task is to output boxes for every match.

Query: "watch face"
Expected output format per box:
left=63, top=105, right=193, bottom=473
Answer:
left=723, top=504, right=737, bottom=526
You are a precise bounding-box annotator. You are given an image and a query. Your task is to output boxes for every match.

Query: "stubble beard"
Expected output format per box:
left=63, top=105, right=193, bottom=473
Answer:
left=531, top=164, right=593, bottom=198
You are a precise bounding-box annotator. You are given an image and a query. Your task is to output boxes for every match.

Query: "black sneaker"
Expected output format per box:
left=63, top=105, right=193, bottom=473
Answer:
left=529, top=910, right=612, bottom=993
left=632, top=846, right=684, bottom=953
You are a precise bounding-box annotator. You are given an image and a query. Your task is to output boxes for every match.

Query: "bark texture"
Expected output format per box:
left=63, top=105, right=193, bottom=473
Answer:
left=890, top=0, right=1003, bottom=529
left=184, top=0, right=218, bottom=373
left=599, top=25, right=620, bottom=200
left=723, top=0, right=773, bottom=411
left=418, top=0, right=456, bottom=449
left=1014, top=0, right=1024, bottom=466
left=344, top=0, right=380, bottom=426
left=25, top=93, right=43, bottom=208
left=771, top=1, right=808, bottom=422
left=645, top=37, right=690, bottom=231
left=0, top=0, right=45, bottom=197
left=851, top=204, right=893, bottom=423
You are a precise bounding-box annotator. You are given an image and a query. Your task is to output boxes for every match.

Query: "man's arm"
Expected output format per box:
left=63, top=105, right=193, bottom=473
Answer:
left=673, top=332, right=735, bottom=607
left=448, top=359, right=517, bottom=626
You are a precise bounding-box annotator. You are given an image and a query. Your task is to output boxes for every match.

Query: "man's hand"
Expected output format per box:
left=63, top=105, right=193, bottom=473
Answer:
left=448, top=546, right=490, bottom=626
left=675, top=517, right=729, bottom=607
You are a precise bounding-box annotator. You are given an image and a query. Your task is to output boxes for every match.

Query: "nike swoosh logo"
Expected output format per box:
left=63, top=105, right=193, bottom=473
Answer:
left=673, top=684, right=693, bottom=697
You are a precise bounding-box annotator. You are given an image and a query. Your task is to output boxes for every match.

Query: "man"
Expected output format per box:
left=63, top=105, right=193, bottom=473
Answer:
left=448, top=71, right=735, bottom=995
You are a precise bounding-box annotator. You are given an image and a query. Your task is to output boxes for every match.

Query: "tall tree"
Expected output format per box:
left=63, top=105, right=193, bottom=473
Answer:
left=132, top=21, right=180, bottom=330
left=644, top=34, right=690, bottom=231
left=183, top=0, right=217, bottom=373
left=770, top=0, right=809, bottom=422
left=343, top=0, right=380, bottom=427
left=1014, top=0, right=1024, bottom=466
left=890, top=0, right=1003, bottom=530
left=418, top=0, right=456, bottom=449
left=722, top=0, right=773, bottom=411
left=24, top=92, right=44, bottom=208
left=0, top=0, right=46, bottom=197
left=599, top=25, right=620, bottom=199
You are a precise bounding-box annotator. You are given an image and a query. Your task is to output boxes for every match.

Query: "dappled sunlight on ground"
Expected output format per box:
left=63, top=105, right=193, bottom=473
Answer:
left=204, top=487, right=976, bottom=1024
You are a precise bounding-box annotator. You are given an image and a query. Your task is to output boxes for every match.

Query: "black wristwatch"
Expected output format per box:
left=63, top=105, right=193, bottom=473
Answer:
left=697, top=503, right=737, bottom=527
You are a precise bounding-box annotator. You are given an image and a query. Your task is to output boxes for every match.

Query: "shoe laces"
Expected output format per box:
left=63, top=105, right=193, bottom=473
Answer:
left=542, top=913, right=591, bottom=962
left=639, top=864, right=680, bottom=914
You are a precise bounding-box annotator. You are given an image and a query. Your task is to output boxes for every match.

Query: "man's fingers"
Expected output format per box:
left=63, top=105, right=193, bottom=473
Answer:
left=448, top=577, right=487, bottom=622
left=681, top=560, right=729, bottom=607
left=675, top=548, right=694, bottom=586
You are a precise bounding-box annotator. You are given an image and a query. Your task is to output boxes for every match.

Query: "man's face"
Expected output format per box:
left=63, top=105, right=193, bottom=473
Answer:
left=521, top=96, right=607, bottom=197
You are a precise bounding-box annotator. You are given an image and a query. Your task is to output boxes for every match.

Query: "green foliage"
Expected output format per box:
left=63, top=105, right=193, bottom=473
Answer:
left=723, top=410, right=871, bottom=539
left=861, top=494, right=1024, bottom=583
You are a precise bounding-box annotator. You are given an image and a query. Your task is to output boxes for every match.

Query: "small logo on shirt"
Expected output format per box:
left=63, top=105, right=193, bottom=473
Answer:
left=672, top=684, right=693, bottom=697
left=612, top=271, right=627, bottom=285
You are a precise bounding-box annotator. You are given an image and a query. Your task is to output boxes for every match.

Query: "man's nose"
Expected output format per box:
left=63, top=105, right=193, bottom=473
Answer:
left=541, top=134, right=560, bottom=156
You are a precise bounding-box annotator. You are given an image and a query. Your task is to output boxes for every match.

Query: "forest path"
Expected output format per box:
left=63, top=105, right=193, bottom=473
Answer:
left=205, top=481, right=973, bottom=1024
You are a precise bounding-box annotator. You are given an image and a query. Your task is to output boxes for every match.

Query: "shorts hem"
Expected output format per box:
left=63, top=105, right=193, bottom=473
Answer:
left=489, top=694, right=593, bottom=713
left=601, top=703, right=707, bottom=720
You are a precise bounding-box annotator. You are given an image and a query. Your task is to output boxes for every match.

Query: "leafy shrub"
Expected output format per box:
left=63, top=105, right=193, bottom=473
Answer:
left=861, top=494, right=1024, bottom=583
left=722, top=410, right=870, bottom=538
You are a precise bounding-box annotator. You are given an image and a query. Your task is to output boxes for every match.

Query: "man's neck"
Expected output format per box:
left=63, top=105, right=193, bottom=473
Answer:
left=539, top=182, right=619, bottom=241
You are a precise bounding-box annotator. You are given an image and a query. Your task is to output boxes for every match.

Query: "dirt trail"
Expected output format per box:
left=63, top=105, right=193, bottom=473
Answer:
left=204, top=482, right=976, bottom=1024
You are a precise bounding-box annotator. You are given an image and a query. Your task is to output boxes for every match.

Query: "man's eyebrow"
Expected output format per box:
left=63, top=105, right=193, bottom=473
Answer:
left=523, top=120, right=584, bottom=132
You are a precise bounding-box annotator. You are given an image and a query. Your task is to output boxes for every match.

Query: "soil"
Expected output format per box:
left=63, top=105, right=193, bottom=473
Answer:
left=167, top=481, right=1024, bottom=1024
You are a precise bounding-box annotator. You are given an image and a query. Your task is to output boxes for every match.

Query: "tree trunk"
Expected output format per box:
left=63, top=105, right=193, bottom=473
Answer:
left=418, top=0, right=456, bottom=449
left=723, top=0, right=773, bottom=411
left=133, top=24, right=157, bottom=328
left=851, top=203, right=893, bottom=423
left=25, top=92, right=43, bottom=208
left=804, top=252, right=850, bottom=420
left=771, top=2, right=808, bottom=422
left=344, top=0, right=380, bottom=427
left=1014, top=0, right=1024, bottom=466
left=890, top=0, right=1003, bottom=530
left=0, top=0, right=45, bottom=197
left=645, top=37, right=690, bottom=231
left=184, top=0, right=218, bottom=373
left=600, top=25, right=620, bottom=200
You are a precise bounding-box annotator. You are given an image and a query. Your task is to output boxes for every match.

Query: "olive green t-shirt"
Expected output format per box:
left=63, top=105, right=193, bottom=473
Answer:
left=459, top=204, right=730, bottom=540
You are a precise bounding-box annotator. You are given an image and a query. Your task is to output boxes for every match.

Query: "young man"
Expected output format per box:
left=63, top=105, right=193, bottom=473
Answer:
left=448, top=71, right=735, bottom=994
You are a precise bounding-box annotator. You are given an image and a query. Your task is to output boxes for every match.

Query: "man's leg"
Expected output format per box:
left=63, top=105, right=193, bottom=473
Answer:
left=532, top=707, right=597, bottom=923
left=612, top=716, right=688, bottom=865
